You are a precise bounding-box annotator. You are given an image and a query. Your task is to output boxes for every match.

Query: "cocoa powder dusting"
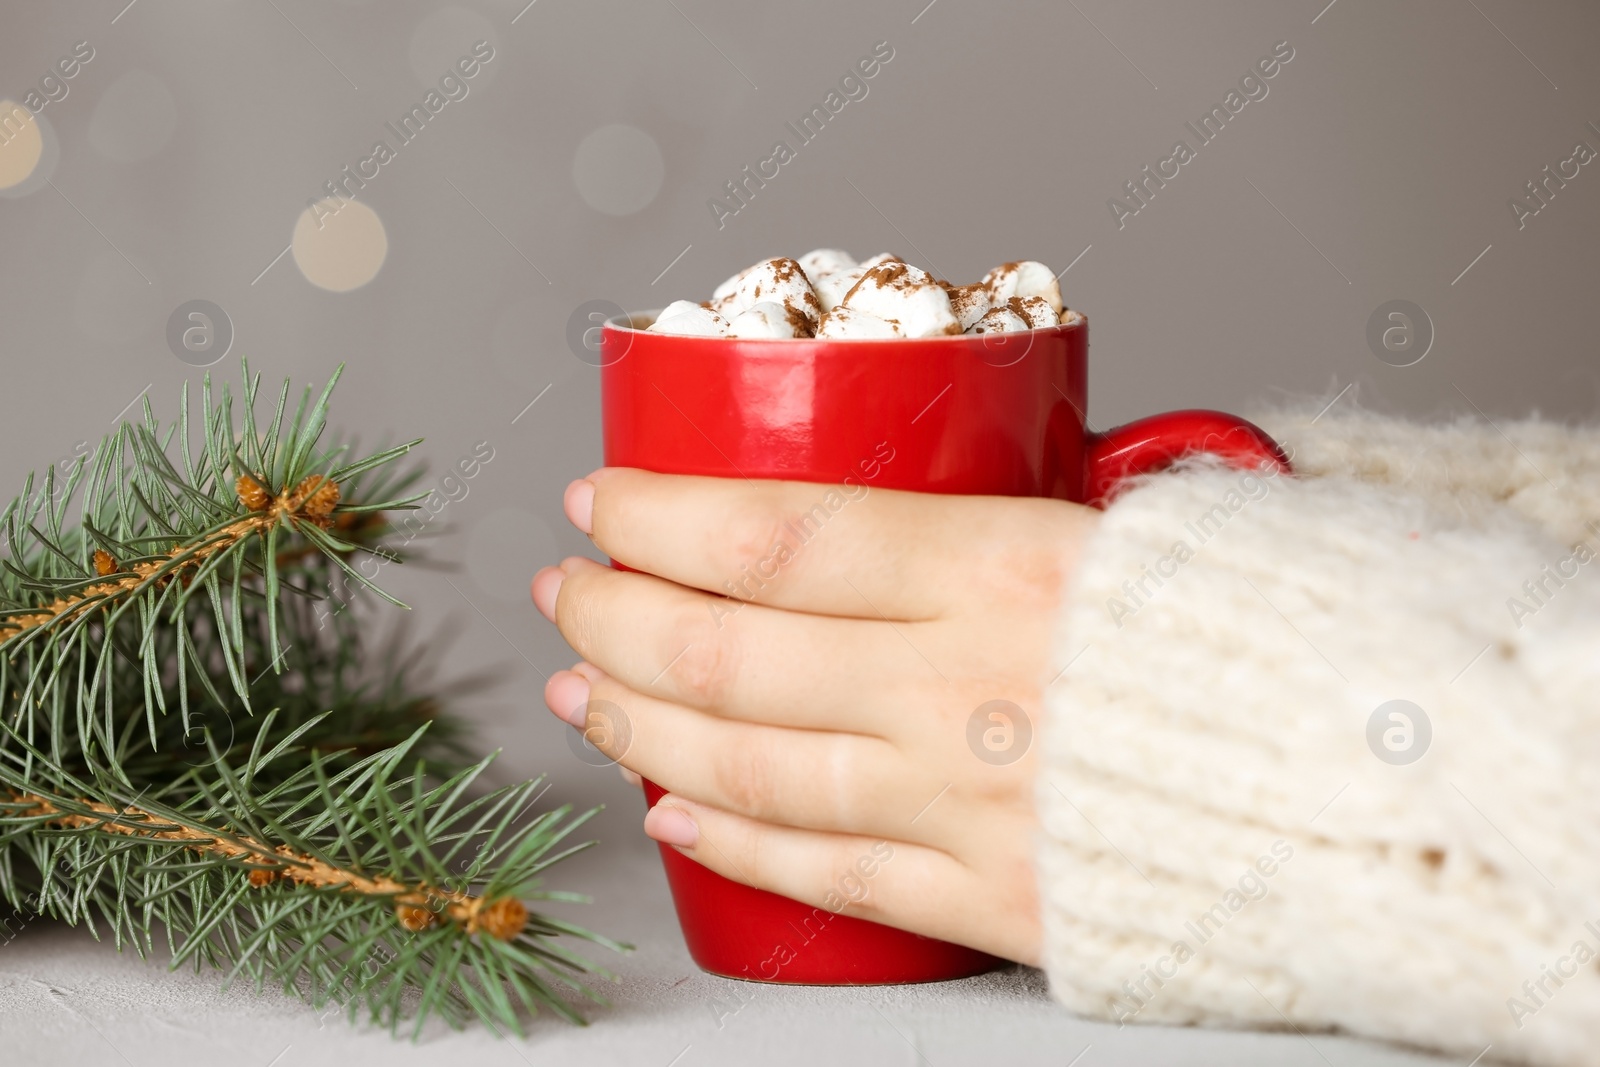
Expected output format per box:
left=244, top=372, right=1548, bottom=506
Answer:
left=769, top=257, right=805, bottom=285
left=782, top=300, right=815, bottom=338
left=840, top=262, right=906, bottom=306
left=874, top=262, right=911, bottom=286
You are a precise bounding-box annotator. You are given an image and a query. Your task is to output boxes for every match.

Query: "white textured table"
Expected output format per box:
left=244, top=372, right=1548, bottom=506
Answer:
left=0, top=824, right=1457, bottom=1067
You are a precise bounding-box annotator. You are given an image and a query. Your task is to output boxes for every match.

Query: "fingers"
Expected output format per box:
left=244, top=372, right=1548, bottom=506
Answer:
left=642, top=792, right=1034, bottom=961
left=567, top=467, right=1022, bottom=620
left=538, top=556, right=933, bottom=735
left=544, top=664, right=944, bottom=841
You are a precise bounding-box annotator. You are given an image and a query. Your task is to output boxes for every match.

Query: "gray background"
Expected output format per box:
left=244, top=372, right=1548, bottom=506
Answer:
left=0, top=0, right=1595, bottom=1063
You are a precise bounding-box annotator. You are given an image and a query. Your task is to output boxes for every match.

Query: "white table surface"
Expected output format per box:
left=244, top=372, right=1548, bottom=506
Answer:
left=0, top=828, right=1459, bottom=1067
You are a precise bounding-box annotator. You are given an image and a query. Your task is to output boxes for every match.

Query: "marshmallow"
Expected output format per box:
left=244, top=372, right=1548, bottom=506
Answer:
left=711, top=263, right=751, bottom=305
left=673, top=251, right=1068, bottom=340
left=947, top=284, right=991, bottom=331
left=797, top=248, right=857, bottom=280
left=816, top=306, right=902, bottom=339
left=814, top=266, right=866, bottom=312
left=649, top=305, right=731, bottom=337
left=730, top=257, right=820, bottom=335
left=840, top=261, right=960, bottom=338
left=858, top=252, right=904, bottom=270
left=966, top=305, right=1031, bottom=335
left=654, top=299, right=704, bottom=325
left=983, top=261, right=1062, bottom=315
left=1012, top=295, right=1059, bottom=329
left=727, top=301, right=802, bottom=339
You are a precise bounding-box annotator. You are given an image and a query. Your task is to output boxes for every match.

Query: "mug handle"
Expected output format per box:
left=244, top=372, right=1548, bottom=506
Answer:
left=1084, top=409, right=1292, bottom=507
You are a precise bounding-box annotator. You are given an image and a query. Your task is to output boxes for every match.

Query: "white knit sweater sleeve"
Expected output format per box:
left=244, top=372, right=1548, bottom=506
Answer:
left=1036, top=411, right=1600, bottom=1067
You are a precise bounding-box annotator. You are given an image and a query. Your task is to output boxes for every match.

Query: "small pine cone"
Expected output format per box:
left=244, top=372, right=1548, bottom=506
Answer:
left=477, top=896, right=528, bottom=941
left=248, top=867, right=278, bottom=888
left=92, top=549, right=118, bottom=577
left=237, top=474, right=271, bottom=511
left=394, top=903, right=439, bottom=932
left=295, top=475, right=341, bottom=528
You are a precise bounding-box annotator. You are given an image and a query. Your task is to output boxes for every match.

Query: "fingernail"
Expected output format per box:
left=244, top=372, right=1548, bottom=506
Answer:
left=564, top=478, right=595, bottom=535
left=543, top=670, right=590, bottom=727
left=644, top=803, right=698, bottom=848
left=531, top=565, right=564, bottom=623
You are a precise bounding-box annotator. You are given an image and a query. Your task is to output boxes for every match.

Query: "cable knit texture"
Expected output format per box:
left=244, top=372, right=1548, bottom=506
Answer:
left=1037, top=403, right=1600, bottom=1067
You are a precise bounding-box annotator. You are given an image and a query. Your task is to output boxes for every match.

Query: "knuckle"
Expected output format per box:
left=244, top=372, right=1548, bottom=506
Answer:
left=971, top=521, right=1067, bottom=607
left=831, top=848, right=885, bottom=918
left=736, top=819, right=768, bottom=890
left=816, top=735, right=867, bottom=827
left=665, top=606, right=742, bottom=707
left=722, top=497, right=798, bottom=594
left=711, top=729, right=778, bottom=820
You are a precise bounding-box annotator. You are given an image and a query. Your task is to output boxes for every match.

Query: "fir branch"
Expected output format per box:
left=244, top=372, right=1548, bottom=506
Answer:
left=0, top=365, right=621, bottom=1035
left=0, top=721, right=618, bottom=1035
left=0, top=474, right=329, bottom=642
left=6, top=779, right=529, bottom=941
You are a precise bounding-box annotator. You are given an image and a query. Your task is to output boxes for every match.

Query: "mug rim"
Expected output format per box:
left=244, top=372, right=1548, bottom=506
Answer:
left=604, top=309, right=1087, bottom=344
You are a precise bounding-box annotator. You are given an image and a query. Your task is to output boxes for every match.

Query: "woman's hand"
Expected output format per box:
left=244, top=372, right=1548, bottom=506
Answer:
left=531, top=468, right=1098, bottom=965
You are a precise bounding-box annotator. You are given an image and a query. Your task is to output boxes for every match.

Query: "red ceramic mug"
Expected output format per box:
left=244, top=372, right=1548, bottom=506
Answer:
left=598, top=312, right=1290, bottom=985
